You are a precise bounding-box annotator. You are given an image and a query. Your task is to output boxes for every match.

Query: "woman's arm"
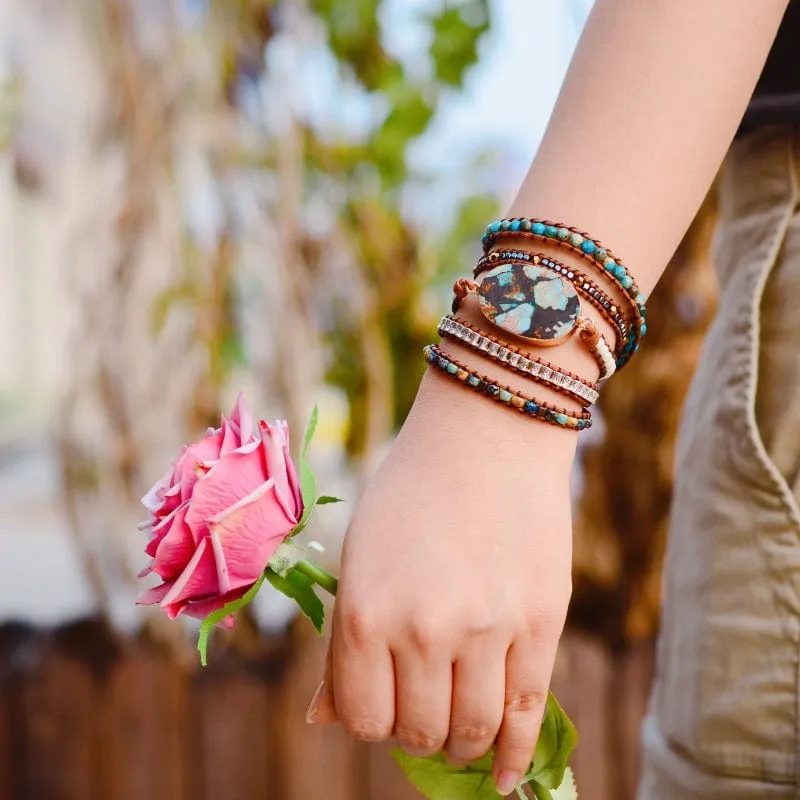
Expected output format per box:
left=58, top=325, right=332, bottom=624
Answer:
left=310, top=1, right=791, bottom=796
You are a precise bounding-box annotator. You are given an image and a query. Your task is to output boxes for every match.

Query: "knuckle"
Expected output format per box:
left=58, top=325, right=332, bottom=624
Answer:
left=406, top=619, right=446, bottom=654
left=339, top=606, right=380, bottom=647
left=449, top=720, right=495, bottom=744
left=341, top=715, right=392, bottom=742
left=505, top=687, right=547, bottom=715
left=394, top=725, right=444, bottom=754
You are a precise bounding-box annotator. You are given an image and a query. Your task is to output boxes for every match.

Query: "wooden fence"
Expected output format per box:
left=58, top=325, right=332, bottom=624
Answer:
left=0, top=619, right=653, bottom=800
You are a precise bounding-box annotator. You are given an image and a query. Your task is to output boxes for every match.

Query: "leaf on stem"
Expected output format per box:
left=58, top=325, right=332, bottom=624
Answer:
left=197, top=573, right=267, bottom=667
left=317, top=495, right=344, bottom=505
left=265, top=568, right=325, bottom=633
left=548, top=767, right=577, bottom=800
left=391, top=750, right=498, bottom=800
left=527, top=693, right=578, bottom=790
left=296, top=405, right=320, bottom=533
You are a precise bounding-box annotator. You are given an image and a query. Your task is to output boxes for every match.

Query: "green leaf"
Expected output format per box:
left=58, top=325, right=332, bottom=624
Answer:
left=391, top=750, right=498, bottom=800
left=317, top=495, right=344, bottom=505
left=196, top=573, right=267, bottom=667
left=265, top=568, right=325, bottom=633
left=549, top=767, right=577, bottom=800
left=295, top=405, right=320, bottom=533
left=529, top=694, right=579, bottom=790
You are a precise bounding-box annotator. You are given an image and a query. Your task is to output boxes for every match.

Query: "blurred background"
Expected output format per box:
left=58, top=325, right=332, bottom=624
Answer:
left=0, top=0, right=718, bottom=798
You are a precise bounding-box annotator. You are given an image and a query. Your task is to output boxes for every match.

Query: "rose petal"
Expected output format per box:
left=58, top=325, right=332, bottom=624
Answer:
left=141, top=472, right=171, bottom=513
left=136, top=582, right=171, bottom=606
left=180, top=589, right=251, bottom=628
left=145, top=501, right=187, bottom=557
left=175, top=432, right=225, bottom=503
left=277, top=420, right=303, bottom=520
left=229, top=392, right=255, bottom=443
left=207, top=477, right=296, bottom=591
left=151, top=504, right=196, bottom=581
left=259, top=421, right=297, bottom=523
left=220, top=416, right=241, bottom=455
left=184, top=443, right=270, bottom=541
left=161, top=537, right=219, bottom=608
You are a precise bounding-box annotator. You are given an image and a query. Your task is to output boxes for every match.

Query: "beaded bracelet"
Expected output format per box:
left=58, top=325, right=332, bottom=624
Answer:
left=424, top=345, right=592, bottom=430
left=481, top=219, right=647, bottom=368
left=451, top=277, right=616, bottom=380
left=438, top=315, right=599, bottom=406
left=474, top=251, right=630, bottom=350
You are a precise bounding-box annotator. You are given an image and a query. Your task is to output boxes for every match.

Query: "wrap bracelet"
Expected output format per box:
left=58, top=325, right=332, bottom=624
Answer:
left=424, top=345, right=592, bottom=430
left=481, top=218, right=647, bottom=368
left=451, top=277, right=616, bottom=380
left=438, top=315, right=599, bottom=406
left=474, top=251, right=630, bottom=351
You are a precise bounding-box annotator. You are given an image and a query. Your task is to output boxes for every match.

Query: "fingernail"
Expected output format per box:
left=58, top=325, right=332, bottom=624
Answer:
left=305, top=680, right=325, bottom=724
left=495, top=770, right=520, bottom=795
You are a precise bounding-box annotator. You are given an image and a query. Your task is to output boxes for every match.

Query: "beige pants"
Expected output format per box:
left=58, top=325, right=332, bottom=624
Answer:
left=638, top=127, right=800, bottom=798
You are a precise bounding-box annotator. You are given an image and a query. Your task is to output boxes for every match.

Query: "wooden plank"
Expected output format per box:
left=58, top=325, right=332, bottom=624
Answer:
left=280, top=624, right=361, bottom=800
left=192, top=660, right=276, bottom=800
left=102, top=647, right=190, bottom=800
left=365, top=741, right=423, bottom=800
left=8, top=643, right=99, bottom=800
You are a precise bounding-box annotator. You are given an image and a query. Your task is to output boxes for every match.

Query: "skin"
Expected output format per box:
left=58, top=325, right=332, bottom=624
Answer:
left=308, top=0, right=791, bottom=795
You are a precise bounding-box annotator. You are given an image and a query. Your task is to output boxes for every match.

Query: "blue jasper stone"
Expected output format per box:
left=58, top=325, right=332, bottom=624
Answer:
left=640, top=323, right=648, bottom=335
left=613, top=265, right=627, bottom=280
left=486, top=384, right=500, bottom=397
left=524, top=401, right=538, bottom=414
left=577, top=419, right=585, bottom=430
left=488, top=220, right=501, bottom=233
left=437, top=356, right=448, bottom=369
left=532, top=222, right=546, bottom=235
left=594, top=247, right=607, bottom=262
left=637, top=293, right=646, bottom=305
left=467, top=375, right=481, bottom=387
left=545, top=225, right=558, bottom=237
left=510, top=220, right=521, bottom=231
left=581, top=239, right=596, bottom=255
left=477, top=263, right=580, bottom=342
left=544, top=409, right=556, bottom=421
left=621, top=274, right=634, bottom=289
left=603, top=258, right=616, bottom=272
left=446, top=362, right=458, bottom=375
left=569, top=232, right=584, bottom=248
left=556, top=413, right=568, bottom=425
left=499, top=389, right=512, bottom=402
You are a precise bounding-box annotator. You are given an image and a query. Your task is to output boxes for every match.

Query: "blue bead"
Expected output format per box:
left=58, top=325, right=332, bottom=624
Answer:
left=499, top=389, right=512, bottom=402
left=621, top=274, right=633, bottom=289
left=446, top=363, right=458, bottom=375
left=581, top=239, right=596, bottom=255
left=467, top=375, right=480, bottom=387
left=545, top=225, right=558, bottom=237
left=510, top=220, right=520, bottom=232
left=637, top=293, right=646, bottom=305
left=489, top=220, right=501, bottom=233
left=500, top=220, right=511, bottom=231
left=524, top=401, right=538, bottom=414
left=557, top=227, right=570, bottom=240
left=603, top=258, right=616, bottom=272
left=613, top=265, right=626, bottom=279
left=556, top=413, right=568, bottom=425
left=486, top=384, right=500, bottom=396
left=520, top=219, right=532, bottom=231
left=532, top=222, right=546, bottom=235
left=594, top=247, right=607, bottom=262
left=640, top=323, right=648, bottom=335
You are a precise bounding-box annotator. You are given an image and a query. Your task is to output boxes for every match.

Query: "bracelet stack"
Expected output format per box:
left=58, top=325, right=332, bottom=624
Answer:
left=425, top=217, right=648, bottom=431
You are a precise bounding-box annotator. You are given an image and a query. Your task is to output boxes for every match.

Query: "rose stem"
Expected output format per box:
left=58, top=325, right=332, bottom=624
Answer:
left=295, top=559, right=339, bottom=596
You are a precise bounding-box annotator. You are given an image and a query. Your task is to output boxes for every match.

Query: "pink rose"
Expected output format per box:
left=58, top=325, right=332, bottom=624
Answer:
left=136, top=394, right=303, bottom=626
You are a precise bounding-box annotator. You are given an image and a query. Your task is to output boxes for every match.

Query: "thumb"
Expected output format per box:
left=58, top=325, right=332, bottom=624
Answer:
left=306, top=629, right=338, bottom=725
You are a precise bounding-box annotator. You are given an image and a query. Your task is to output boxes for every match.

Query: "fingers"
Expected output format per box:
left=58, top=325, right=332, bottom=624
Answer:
left=306, top=630, right=337, bottom=724
left=493, top=638, right=558, bottom=795
left=445, top=639, right=505, bottom=766
left=393, top=646, right=452, bottom=756
left=331, top=604, right=396, bottom=742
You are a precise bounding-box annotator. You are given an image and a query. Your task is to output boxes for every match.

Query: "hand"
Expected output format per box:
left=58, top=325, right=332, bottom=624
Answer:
left=307, top=369, right=576, bottom=795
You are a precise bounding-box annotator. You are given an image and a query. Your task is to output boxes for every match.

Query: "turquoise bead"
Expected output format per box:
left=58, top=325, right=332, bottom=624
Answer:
left=581, top=239, right=596, bottom=255
left=545, top=225, right=558, bottom=237
left=520, top=219, right=532, bottom=231
left=637, top=293, right=646, bottom=304
left=500, top=220, right=511, bottom=231
left=594, top=247, right=607, bottom=262
left=532, top=222, right=546, bottom=235
left=446, top=362, right=458, bottom=375
left=640, top=323, right=648, bottom=335
left=569, top=232, right=584, bottom=247
left=467, top=375, right=480, bottom=387
left=499, top=389, right=512, bottom=402
left=510, top=220, right=521, bottom=231
left=555, top=413, right=568, bottom=426
left=557, top=227, right=570, bottom=240
left=603, top=258, right=616, bottom=271
left=524, top=401, right=538, bottom=414
left=621, top=274, right=633, bottom=289
left=613, top=265, right=626, bottom=279
left=489, top=220, right=501, bottom=233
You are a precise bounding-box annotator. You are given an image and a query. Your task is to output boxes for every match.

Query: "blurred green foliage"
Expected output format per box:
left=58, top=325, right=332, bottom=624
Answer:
left=206, top=0, right=497, bottom=456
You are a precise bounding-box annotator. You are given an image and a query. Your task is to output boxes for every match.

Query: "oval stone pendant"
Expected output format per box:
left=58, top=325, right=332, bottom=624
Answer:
left=477, top=263, right=580, bottom=344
